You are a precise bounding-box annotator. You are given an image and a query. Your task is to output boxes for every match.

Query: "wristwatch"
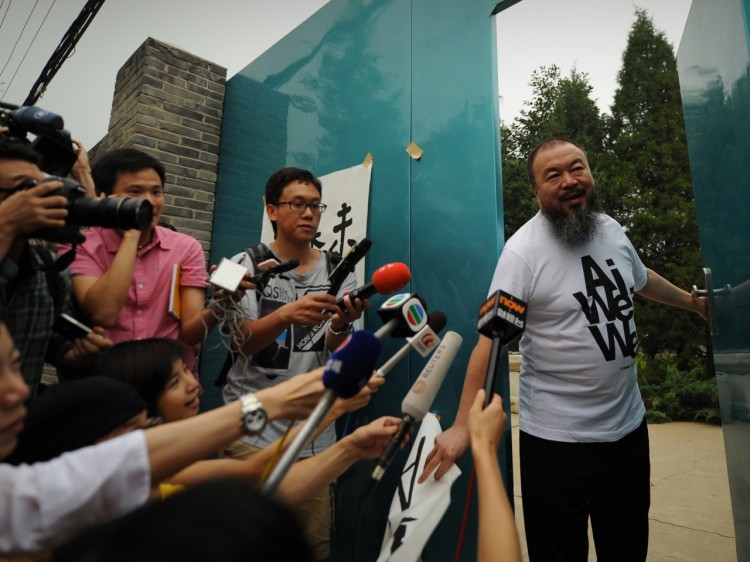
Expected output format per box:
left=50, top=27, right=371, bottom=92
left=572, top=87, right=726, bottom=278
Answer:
left=239, top=393, right=268, bottom=435
left=328, top=322, right=353, bottom=335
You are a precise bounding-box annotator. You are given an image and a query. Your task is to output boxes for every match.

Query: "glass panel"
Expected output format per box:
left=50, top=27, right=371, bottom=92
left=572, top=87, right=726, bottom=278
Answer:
left=678, top=1, right=750, bottom=558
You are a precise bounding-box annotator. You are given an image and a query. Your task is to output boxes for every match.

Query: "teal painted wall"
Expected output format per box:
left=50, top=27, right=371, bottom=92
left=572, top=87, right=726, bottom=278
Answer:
left=677, top=0, right=750, bottom=558
left=205, top=1, right=511, bottom=559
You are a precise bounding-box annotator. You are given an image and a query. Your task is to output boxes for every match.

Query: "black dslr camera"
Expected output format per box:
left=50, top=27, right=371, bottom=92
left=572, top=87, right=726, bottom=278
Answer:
left=10, top=177, right=154, bottom=244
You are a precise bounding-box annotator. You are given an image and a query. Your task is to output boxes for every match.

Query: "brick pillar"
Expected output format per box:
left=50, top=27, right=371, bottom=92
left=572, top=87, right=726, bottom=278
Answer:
left=90, top=37, right=226, bottom=254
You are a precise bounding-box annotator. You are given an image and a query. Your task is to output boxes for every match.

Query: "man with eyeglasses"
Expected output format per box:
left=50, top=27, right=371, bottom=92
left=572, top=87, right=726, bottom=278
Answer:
left=220, top=167, right=367, bottom=560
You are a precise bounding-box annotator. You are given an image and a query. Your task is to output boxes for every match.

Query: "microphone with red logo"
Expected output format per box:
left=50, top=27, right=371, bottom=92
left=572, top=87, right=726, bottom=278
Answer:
left=365, top=331, right=463, bottom=495
left=335, top=262, right=411, bottom=309
left=374, top=311, right=447, bottom=378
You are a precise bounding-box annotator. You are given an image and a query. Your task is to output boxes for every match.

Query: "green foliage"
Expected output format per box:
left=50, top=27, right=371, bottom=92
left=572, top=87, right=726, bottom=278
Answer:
left=637, top=354, right=720, bottom=424
left=604, top=9, right=706, bottom=368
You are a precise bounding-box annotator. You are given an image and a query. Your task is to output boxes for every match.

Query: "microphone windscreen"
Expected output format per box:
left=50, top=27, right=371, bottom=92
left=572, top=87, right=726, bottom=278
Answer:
left=322, top=330, right=382, bottom=398
left=426, top=311, right=447, bottom=334
left=15, top=106, right=65, bottom=131
left=371, top=262, right=411, bottom=295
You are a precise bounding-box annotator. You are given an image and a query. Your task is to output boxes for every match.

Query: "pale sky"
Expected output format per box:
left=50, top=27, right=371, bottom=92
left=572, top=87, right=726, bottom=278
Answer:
left=0, top=0, right=692, bottom=147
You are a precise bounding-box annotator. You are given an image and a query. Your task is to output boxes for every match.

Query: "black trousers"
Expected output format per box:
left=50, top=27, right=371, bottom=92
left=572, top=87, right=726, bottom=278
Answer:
left=520, top=418, right=650, bottom=562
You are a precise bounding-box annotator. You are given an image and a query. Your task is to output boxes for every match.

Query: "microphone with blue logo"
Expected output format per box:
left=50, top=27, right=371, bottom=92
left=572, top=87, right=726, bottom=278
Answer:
left=261, top=330, right=382, bottom=495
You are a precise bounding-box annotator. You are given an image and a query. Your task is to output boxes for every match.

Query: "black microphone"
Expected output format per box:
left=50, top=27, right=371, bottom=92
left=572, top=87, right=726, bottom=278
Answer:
left=476, top=289, right=527, bottom=511
left=248, top=258, right=300, bottom=284
left=375, top=292, right=428, bottom=339
left=327, top=237, right=372, bottom=296
left=367, top=331, right=463, bottom=492
left=261, top=330, right=382, bottom=495
left=477, top=289, right=527, bottom=402
left=336, top=262, right=411, bottom=309
left=374, top=311, right=447, bottom=378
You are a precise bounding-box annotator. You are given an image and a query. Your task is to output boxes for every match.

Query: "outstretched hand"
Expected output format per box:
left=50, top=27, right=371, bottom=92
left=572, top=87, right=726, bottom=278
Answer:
left=258, top=368, right=326, bottom=421
left=418, top=423, right=470, bottom=483
left=346, top=416, right=403, bottom=459
left=330, top=373, right=385, bottom=418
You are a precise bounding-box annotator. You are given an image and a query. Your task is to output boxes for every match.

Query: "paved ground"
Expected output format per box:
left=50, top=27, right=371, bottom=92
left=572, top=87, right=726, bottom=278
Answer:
left=508, top=413, right=737, bottom=561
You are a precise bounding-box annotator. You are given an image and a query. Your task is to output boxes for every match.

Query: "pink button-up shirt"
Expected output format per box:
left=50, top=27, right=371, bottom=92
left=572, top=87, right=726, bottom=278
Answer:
left=68, top=226, right=209, bottom=374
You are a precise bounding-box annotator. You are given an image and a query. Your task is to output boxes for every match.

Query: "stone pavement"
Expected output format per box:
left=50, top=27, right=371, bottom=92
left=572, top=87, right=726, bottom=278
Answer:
left=508, top=413, right=737, bottom=561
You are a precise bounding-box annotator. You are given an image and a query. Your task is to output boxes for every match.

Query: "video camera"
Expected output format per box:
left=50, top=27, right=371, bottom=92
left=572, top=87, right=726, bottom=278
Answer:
left=8, top=177, right=153, bottom=244
left=0, top=102, right=77, bottom=177
left=1, top=102, right=154, bottom=244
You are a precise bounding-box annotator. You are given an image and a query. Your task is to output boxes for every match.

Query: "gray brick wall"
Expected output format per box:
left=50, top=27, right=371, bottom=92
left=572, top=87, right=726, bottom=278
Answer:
left=90, top=37, right=227, bottom=255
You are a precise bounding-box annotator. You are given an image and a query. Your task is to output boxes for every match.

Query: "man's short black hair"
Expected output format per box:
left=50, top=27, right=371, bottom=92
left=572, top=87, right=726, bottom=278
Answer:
left=265, top=167, right=322, bottom=237
left=0, top=138, right=42, bottom=167
left=526, top=136, right=588, bottom=187
left=92, top=148, right=166, bottom=195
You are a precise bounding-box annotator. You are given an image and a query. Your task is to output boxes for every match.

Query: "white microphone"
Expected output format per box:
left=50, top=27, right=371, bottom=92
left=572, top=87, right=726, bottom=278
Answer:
left=374, top=311, right=447, bottom=378
left=368, top=331, right=463, bottom=488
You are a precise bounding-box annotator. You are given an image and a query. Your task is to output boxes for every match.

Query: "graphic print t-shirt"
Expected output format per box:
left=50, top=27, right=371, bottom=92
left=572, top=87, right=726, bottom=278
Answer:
left=489, top=212, right=648, bottom=443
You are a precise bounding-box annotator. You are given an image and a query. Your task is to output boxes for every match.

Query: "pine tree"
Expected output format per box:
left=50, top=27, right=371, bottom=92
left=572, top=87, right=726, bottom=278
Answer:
left=606, top=9, right=708, bottom=369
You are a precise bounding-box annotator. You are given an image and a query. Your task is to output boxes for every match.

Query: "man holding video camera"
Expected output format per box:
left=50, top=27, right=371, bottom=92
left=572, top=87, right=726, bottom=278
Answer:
left=0, top=138, right=112, bottom=397
left=66, top=148, right=218, bottom=378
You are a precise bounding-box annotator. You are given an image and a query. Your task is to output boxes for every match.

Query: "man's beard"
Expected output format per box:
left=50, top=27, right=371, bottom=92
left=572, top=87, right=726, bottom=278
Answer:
left=545, top=190, right=602, bottom=247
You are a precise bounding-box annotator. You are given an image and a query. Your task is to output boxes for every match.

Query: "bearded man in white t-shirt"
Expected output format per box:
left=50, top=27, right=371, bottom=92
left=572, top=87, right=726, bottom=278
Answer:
left=420, top=137, right=707, bottom=561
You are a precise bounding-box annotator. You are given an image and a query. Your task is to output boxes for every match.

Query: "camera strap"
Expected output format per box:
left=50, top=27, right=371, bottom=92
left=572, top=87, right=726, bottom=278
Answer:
left=54, top=246, right=77, bottom=271
left=30, top=241, right=77, bottom=273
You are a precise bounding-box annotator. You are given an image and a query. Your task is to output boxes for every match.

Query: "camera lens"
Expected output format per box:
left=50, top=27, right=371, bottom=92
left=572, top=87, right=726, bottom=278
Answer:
left=68, top=196, right=154, bottom=231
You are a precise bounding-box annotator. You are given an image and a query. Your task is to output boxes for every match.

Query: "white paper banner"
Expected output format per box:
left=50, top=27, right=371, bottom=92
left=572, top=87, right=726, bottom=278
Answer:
left=377, top=413, right=462, bottom=562
left=260, top=163, right=372, bottom=286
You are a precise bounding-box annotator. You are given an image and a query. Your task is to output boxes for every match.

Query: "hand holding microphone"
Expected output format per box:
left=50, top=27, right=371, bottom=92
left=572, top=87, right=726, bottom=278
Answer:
left=329, top=262, right=412, bottom=333
left=336, top=262, right=411, bottom=309
left=367, top=331, right=463, bottom=492
left=262, top=330, right=383, bottom=495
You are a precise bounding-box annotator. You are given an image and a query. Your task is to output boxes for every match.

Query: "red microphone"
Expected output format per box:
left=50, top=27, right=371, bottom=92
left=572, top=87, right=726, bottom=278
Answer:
left=336, top=262, right=411, bottom=307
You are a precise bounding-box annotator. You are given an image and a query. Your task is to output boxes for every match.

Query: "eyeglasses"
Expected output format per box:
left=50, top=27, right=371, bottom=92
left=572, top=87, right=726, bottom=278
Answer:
left=276, top=201, right=327, bottom=214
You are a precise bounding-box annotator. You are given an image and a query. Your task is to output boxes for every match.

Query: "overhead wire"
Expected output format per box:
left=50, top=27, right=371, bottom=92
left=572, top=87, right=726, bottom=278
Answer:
left=4, top=0, right=57, bottom=99
left=0, top=0, right=39, bottom=86
left=24, top=0, right=106, bottom=105
left=0, top=0, right=13, bottom=34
